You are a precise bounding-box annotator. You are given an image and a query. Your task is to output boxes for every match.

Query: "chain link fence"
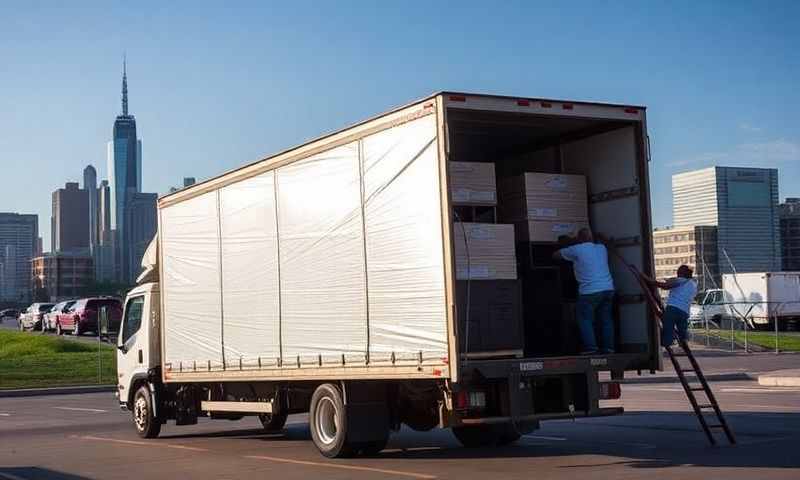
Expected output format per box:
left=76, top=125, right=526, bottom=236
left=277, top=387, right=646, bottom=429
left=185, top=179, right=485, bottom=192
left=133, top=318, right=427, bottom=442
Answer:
left=687, top=301, right=800, bottom=353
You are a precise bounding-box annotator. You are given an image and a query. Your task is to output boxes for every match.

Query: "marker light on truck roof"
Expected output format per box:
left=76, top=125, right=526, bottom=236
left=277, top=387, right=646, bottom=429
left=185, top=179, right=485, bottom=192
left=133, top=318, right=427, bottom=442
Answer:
left=449, top=95, right=466, bottom=102
left=624, top=108, right=639, bottom=114
left=517, top=99, right=530, bottom=106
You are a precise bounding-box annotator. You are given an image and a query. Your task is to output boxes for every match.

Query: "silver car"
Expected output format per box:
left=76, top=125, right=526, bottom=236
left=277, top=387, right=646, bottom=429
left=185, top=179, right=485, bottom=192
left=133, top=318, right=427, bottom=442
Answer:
left=18, top=303, right=55, bottom=331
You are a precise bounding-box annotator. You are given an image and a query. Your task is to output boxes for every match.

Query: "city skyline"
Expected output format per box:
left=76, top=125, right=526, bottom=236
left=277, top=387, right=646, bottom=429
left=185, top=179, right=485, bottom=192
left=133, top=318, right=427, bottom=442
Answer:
left=1, top=2, right=799, bottom=250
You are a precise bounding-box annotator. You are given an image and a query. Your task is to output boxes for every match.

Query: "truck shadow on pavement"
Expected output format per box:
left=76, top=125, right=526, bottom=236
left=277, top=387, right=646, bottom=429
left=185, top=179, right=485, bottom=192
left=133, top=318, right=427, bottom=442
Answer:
left=157, top=411, right=800, bottom=469
left=0, top=467, right=90, bottom=480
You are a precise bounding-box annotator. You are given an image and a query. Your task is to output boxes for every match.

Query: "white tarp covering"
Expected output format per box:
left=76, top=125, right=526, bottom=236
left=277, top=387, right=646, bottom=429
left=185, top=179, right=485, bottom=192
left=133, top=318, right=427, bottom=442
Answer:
left=160, top=113, right=449, bottom=370
left=362, top=115, right=448, bottom=357
left=161, top=191, right=223, bottom=368
left=276, top=142, right=368, bottom=358
left=219, top=172, right=280, bottom=366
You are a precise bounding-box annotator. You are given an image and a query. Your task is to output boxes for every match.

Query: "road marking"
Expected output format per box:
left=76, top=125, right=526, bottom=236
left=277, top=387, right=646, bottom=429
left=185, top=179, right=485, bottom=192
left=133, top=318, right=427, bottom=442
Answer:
left=721, top=387, right=800, bottom=393
left=243, top=455, right=437, bottom=479
left=0, top=413, right=10, bottom=416
left=523, top=434, right=567, bottom=441
left=75, top=435, right=209, bottom=452
left=55, top=407, right=107, bottom=413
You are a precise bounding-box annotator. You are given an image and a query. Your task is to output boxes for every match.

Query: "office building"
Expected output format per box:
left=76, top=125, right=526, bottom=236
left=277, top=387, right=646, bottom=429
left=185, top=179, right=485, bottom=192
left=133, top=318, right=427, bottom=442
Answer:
left=780, top=198, right=800, bottom=271
left=0, top=213, right=38, bottom=303
left=84, top=165, right=99, bottom=252
left=672, top=166, right=780, bottom=274
left=51, top=182, right=89, bottom=253
left=31, top=253, right=94, bottom=302
left=125, top=192, right=157, bottom=281
left=653, top=225, right=720, bottom=292
left=169, top=177, right=196, bottom=193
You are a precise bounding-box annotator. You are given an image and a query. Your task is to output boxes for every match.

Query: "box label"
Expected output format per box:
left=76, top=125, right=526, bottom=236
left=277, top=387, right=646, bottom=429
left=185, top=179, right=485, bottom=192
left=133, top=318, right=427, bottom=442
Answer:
left=457, top=265, right=490, bottom=279
left=545, top=176, right=568, bottom=190
left=531, top=207, right=557, bottom=217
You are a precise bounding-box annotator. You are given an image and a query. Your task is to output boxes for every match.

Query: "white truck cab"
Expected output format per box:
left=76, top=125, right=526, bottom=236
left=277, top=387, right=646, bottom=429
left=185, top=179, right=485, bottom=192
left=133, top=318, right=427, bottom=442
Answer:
left=689, top=288, right=729, bottom=327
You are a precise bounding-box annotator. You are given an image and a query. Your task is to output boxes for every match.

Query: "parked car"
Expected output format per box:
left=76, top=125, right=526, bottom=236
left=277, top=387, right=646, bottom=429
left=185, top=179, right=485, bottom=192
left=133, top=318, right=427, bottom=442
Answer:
left=56, top=297, right=122, bottom=336
left=44, top=301, right=75, bottom=332
left=18, top=303, right=55, bottom=331
left=0, top=309, right=19, bottom=323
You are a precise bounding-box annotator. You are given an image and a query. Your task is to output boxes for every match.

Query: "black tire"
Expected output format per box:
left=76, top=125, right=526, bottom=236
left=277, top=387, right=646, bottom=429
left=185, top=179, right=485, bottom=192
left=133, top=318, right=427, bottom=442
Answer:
left=309, top=383, right=354, bottom=458
left=258, top=411, right=288, bottom=433
left=496, top=424, right=522, bottom=445
left=357, top=434, right=389, bottom=457
left=132, top=385, right=161, bottom=439
left=452, top=425, right=501, bottom=448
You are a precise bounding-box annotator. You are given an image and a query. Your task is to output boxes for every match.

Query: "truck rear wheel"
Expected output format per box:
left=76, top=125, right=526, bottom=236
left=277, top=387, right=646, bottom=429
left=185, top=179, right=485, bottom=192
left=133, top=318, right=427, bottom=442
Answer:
left=452, top=425, right=501, bottom=447
left=133, top=385, right=161, bottom=439
left=258, top=411, right=288, bottom=433
left=309, top=383, right=354, bottom=458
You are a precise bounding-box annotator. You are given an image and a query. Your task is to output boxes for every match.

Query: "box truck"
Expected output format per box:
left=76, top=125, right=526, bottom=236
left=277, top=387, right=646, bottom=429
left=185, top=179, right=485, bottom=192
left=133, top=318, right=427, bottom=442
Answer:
left=715, top=272, right=800, bottom=329
left=116, top=92, right=660, bottom=457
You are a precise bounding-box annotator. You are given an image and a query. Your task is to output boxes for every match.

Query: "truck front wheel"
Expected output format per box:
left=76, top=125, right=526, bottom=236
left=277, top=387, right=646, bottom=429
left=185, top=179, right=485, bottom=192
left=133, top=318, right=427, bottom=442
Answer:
left=133, top=385, right=161, bottom=439
left=309, top=383, right=354, bottom=458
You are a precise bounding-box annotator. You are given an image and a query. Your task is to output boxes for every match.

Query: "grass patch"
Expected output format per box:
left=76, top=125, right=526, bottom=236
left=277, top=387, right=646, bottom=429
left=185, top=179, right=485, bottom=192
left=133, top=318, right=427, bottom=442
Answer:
left=0, top=330, right=116, bottom=389
left=697, top=329, right=800, bottom=352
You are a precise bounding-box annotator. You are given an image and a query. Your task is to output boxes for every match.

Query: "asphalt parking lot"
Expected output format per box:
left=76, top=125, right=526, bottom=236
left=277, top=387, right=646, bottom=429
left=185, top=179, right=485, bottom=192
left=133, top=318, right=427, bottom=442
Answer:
left=1, top=377, right=799, bottom=479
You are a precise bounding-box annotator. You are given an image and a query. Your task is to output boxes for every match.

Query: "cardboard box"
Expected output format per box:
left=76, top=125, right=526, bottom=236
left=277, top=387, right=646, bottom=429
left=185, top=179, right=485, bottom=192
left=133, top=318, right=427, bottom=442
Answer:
left=453, top=222, right=517, bottom=280
left=499, top=173, right=588, bottom=222
left=449, top=161, right=497, bottom=205
left=514, top=220, right=590, bottom=243
left=456, top=280, right=523, bottom=354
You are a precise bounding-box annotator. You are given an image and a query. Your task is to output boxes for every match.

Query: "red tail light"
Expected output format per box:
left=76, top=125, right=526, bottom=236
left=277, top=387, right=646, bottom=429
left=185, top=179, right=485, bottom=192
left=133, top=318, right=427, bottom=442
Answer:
left=454, top=390, right=487, bottom=409
left=600, top=382, right=621, bottom=400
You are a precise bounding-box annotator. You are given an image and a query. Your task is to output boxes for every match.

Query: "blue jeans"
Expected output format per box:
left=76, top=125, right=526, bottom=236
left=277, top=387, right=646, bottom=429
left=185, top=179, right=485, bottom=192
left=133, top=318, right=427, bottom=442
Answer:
left=661, top=305, right=689, bottom=347
left=576, top=290, right=615, bottom=353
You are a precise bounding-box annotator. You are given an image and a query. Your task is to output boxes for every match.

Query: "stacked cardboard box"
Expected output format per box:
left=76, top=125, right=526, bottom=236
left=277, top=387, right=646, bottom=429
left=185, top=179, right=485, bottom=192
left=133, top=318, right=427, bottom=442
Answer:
left=453, top=222, right=517, bottom=280
left=456, top=280, right=523, bottom=355
left=449, top=161, right=497, bottom=205
left=499, top=173, right=589, bottom=242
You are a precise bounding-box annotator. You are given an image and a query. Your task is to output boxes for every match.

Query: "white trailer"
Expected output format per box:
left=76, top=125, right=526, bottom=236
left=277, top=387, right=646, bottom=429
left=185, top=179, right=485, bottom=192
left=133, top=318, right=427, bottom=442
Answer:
left=722, top=272, right=800, bottom=328
left=116, top=92, right=660, bottom=457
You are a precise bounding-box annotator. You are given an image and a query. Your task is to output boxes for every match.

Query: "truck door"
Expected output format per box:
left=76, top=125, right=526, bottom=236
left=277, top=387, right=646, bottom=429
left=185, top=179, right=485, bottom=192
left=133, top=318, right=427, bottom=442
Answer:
left=118, top=294, right=147, bottom=404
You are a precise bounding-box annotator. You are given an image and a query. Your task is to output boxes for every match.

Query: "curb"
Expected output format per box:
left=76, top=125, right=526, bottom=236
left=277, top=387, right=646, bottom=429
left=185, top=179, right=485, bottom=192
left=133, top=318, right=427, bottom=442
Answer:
left=621, top=372, right=756, bottom=385
left=0, top=385, right=116, bottom=398
left=758, top=370, right=800, bottom=387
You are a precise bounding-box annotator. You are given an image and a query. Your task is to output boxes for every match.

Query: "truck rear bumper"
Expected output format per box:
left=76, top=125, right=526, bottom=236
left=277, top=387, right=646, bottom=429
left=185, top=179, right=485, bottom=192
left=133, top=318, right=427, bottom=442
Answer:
left=457, top=406, right=623, bottom=426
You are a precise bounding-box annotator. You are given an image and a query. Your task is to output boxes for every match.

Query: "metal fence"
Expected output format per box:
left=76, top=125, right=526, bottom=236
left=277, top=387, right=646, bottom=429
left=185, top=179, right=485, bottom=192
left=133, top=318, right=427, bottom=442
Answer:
left=687, top=301, right=800, bottom=353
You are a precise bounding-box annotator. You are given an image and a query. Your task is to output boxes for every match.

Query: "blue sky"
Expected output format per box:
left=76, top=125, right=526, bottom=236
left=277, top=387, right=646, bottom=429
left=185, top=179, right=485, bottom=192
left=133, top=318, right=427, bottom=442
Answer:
left=1, top=1, right=798, bottom=251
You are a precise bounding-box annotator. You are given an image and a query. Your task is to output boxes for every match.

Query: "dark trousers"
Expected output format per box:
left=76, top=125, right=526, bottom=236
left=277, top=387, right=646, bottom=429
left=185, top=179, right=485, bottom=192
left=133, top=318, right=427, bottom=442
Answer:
left=661, top=305, right=689, bottom=347
left=576, top=290, right=615, bottom=353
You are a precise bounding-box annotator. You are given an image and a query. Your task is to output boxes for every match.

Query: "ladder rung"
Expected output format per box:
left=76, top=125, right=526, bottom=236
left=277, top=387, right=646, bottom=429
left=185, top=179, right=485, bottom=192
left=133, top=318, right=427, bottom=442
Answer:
left=678, top=369, right=695, bottom=373
left=690, top=387, right=706, bottom=392
left=697, top=404, right=715, bottom=409
left=708, top=424, right=725, bottom=428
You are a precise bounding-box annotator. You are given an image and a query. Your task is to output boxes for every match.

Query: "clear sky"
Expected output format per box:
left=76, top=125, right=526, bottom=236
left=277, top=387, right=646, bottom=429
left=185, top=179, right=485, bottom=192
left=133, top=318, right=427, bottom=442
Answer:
left=1, top=1, right=798, bottom=251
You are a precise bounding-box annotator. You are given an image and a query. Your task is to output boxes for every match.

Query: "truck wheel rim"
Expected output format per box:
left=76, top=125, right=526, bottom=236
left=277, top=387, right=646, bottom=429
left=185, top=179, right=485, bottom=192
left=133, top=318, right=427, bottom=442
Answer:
left=134, top=396, right=148, bottom=431
left=316, top=397, right=338, bottom=445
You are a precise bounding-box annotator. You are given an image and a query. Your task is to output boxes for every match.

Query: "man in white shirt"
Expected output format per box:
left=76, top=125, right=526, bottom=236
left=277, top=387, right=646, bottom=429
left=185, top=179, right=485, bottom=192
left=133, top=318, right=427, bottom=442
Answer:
left=642, top=265, right=697, bottom=347
left=553, top=228, right=616, bottom=354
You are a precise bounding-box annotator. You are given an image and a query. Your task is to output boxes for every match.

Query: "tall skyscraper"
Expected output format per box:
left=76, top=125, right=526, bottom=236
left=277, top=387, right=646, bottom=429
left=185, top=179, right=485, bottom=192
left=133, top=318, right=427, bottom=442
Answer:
left=107, top=58, right=143, bottom=283
left=125, top=192, right=157, bottom=282
left=51, top=182, right=90, bottom=253
left=84, top=165, right=99, bottom=253
left=672, top=166, right=781, bottom=274
left=0, top=213, right=38, bottom=303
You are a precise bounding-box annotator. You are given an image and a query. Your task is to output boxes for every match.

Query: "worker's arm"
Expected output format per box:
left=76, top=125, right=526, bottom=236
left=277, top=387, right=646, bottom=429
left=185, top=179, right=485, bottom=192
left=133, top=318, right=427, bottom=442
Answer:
left=639, top=272, right=673, bottom=290
left=552, top=250, right=564, bottom=261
